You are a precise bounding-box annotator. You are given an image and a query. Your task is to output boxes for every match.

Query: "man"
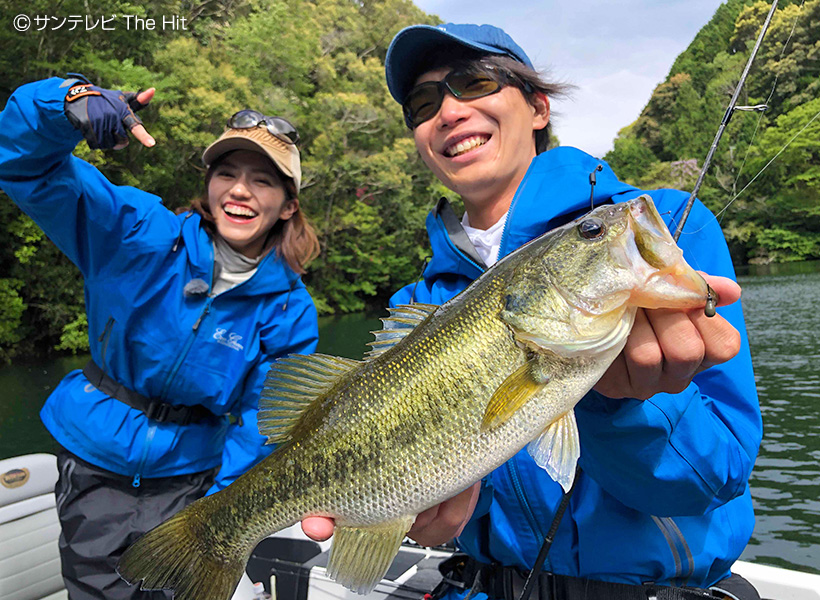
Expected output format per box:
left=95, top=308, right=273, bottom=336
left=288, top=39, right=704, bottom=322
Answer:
left=304, top=23, right=761, bottom=600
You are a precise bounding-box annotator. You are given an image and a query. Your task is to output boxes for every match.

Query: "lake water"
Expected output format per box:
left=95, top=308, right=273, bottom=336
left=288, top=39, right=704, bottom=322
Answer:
left=1, top=264, right=818, bottom=574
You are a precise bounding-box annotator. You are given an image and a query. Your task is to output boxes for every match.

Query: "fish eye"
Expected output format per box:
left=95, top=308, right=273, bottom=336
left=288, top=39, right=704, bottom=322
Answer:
left=578, top=218, right=606, bottom=240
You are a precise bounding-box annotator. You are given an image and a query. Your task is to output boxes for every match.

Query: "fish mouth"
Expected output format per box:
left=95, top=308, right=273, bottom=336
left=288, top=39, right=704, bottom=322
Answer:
left=623, top=196, right=713, bottom=310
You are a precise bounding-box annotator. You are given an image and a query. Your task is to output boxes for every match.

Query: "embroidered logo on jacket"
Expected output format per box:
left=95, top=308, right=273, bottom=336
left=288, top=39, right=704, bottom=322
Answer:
left=214, top=328, right=244, bottom=351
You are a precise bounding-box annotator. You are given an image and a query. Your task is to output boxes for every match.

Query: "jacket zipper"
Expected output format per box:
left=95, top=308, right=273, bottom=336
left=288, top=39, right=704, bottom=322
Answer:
left=132, top=299, right=212, bottom=487
left=130, top=244, right=285, bottom=487
left=496, top=167, right=529, bottom=262
left=95, top=315, right=154, bottom=488
left=98, top=316, right=115, bottom=369
left=506, top=458, right=552, bottom=571
left=94, top=316, right=157, bottom=487
left=132, top=423, right=156, bottom=488
left=158, top=298, right=213, bottom=400
left=160, top=242, right=281, bottom=401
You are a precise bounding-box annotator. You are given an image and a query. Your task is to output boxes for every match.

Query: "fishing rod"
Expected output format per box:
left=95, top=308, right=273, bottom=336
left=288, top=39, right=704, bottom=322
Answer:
left=673, top=0, right=779, bottom=242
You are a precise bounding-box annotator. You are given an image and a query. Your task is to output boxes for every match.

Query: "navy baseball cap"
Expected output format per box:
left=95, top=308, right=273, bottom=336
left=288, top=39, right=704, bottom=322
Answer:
left=385, top=23, right=534, bottom=104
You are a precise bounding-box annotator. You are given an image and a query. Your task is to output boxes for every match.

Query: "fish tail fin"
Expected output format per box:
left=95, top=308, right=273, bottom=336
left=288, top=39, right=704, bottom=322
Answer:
left=117, top=500, right=248, bottom=600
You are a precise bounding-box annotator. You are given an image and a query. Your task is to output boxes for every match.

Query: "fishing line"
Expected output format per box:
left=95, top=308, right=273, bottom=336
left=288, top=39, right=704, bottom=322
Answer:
left=673, top=0, right=780, bottom=241
left=676, top=0, right=816, bottom=238
left=682, top=105, right=820, bottom=236
left=731, top=0, right=807, bottom=193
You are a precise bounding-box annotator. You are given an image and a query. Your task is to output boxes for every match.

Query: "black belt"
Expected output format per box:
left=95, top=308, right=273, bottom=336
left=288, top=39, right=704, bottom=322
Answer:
left=433, top=556, right=759, bottom=600
left=82, top=360, right=217, bottom=426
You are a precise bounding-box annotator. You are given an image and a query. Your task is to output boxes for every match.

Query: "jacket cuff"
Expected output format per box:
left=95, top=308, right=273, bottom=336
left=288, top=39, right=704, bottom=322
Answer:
left=31, top=77, right=86, bottom=150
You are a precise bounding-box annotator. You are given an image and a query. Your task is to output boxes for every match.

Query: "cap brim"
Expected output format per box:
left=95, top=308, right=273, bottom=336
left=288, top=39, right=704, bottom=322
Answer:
left=203, top=137, right=288, bottom=172
left=386, top=25, right=514, bottom=103
left=202, top=128, right=301, bottom=192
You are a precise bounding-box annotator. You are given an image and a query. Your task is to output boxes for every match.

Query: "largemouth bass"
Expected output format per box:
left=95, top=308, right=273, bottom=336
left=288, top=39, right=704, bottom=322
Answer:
left=118, top=195, right=714, bottom=599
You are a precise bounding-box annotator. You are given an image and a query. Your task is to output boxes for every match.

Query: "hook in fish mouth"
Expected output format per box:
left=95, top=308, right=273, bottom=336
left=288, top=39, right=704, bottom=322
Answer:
left=627, top=197, right=719, bottom=316
left=621, top=196, right=713, bottom=311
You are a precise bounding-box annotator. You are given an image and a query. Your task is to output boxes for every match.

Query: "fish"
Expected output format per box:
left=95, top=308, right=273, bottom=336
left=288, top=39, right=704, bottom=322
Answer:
left=117, top=194, right=713, bottom=600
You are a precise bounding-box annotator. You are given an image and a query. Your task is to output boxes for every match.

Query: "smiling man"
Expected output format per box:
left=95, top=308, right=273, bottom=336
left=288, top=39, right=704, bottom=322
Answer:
left=302, top=22, right=762, bottom=600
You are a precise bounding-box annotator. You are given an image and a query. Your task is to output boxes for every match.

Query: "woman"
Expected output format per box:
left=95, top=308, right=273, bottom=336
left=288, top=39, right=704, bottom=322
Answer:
left=0, top=77, right=320, bottom=599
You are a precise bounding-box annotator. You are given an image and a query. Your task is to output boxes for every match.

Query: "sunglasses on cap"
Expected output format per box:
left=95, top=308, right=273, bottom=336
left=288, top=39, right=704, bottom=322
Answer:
left=227, top=110, right=300, bottom=145
left=402, top=64, right=529, bottom=129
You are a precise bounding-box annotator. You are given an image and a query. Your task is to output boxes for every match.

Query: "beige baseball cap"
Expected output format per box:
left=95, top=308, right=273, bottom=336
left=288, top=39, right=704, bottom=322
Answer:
left=202, top=125, right=302, bottom=192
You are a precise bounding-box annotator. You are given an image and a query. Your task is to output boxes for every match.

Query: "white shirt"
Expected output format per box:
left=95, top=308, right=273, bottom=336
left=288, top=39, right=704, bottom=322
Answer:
left=461, top=211, right=509, bottom=268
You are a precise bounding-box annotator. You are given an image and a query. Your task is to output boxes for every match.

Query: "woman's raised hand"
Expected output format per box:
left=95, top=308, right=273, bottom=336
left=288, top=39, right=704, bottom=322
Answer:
left=63, top=78, right=156, bottom=149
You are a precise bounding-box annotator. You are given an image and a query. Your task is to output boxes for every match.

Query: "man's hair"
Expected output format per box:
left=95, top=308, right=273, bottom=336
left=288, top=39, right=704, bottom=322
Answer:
left=418, top=51, right=573, bottom=154
left=181, top=151, right=320, bottom=274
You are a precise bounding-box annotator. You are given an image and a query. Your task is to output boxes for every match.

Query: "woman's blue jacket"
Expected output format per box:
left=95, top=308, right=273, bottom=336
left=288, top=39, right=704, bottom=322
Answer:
left=0, top=78, right=318, bottom=492
left=390, top=147, right=762, bottom=590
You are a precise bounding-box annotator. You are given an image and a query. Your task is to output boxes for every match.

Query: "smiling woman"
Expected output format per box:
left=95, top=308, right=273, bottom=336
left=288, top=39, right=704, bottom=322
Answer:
left=206, top=151, right=295, bottom=259
left=0, top=79, right=320, bottom=600
left=188, top=113, right=319, bottom=270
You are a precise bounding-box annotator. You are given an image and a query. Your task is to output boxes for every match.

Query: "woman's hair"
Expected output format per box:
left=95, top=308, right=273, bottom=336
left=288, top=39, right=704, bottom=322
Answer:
left=419, top=51, right=574, bottom=154
left=182, top=151, right=320, bottom=274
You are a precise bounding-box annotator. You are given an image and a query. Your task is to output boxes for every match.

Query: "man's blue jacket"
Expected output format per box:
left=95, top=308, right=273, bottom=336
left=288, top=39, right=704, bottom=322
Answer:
left=390, top=147, right=761, bottom=590
left=0, top=78, right=318, bottom=491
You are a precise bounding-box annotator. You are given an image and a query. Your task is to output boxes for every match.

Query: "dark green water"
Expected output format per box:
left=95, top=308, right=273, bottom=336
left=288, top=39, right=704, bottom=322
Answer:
left=734, top=263, right=820, bottom=572
left=1, top=266, right=819, bottom=573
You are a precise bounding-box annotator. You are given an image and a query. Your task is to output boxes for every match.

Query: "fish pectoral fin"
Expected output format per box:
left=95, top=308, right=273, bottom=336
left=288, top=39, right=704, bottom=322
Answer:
left=481, top=358, right=549, bottom=431
left=527, top=410, right=580, bottom=493
left=327, top=515, right=415, bottom=594
left=259, top=354, right=361, bottom=445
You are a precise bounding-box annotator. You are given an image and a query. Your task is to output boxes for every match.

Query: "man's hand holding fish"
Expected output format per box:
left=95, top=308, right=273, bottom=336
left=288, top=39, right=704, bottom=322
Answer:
left=593, top=272, right=742, bottom=400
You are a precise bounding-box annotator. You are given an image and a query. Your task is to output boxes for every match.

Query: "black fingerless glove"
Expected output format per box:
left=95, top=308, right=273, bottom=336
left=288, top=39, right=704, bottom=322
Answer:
left=63, top=75, right=147, bottom=149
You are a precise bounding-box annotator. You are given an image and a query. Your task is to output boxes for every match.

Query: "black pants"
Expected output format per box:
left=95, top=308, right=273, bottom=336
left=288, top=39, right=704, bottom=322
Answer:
left=55, top=448, right=217, bottom=600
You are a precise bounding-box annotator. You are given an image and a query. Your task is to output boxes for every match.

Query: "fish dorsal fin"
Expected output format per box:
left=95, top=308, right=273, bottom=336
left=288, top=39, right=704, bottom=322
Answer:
left=365, top=303, right=438, bottom=359
left=528, top=410, right=580, bottom=493
left=481, top=357, right=550, bottom=431
left=258, top=353, right=361, bottom=445
left=327, top=515, right=415, bottom=594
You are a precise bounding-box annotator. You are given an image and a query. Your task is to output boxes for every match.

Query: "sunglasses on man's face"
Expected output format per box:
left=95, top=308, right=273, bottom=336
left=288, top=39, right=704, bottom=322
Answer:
left=402, top=67, right=509, bottom=129
left=228, top=110, right=300, bottom=145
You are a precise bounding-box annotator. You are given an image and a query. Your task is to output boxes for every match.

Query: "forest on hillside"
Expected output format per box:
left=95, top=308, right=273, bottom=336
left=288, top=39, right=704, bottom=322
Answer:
left=0, top=0, right=818, bottom=360
left=605, top=0, right=819, bottom=266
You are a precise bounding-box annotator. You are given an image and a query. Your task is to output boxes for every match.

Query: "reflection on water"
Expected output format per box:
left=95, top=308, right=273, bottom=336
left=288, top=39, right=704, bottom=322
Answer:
left=1, top=265, right=819, bottom=573
left=737, top=264, right=820, bottom=572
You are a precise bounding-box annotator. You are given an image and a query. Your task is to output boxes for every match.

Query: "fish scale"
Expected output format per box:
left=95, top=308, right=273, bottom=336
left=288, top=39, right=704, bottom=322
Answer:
left=118, top=195, right=712, bottom=600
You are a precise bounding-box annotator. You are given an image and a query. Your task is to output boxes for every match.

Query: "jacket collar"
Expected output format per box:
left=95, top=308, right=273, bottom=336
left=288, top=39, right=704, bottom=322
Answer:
left=180, top=212, right=300, bottom=296
left=423, top=146, right=639, bottom=281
